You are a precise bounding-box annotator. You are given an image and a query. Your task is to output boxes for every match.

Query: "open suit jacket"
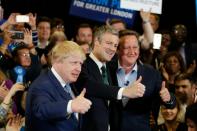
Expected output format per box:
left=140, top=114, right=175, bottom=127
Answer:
left=25, top=69, right=79, bottom=131
left=75, top=55, right=120, bottom=131
left=108, top=60, right=176, bottom=131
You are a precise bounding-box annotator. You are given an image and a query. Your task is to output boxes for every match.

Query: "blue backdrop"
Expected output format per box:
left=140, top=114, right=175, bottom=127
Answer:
left=69, top=0, right=137, bottom=26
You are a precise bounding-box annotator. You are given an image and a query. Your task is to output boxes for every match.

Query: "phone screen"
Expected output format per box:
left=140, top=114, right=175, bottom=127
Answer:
left=153, top=33, right=162, bottom=49
left=10, top=31, right=24, bottom=39
left=16, top=15, right=29, bottom=23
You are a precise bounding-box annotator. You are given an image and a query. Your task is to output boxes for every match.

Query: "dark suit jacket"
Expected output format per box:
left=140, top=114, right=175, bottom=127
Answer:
left=168, top=40, right=194, bottom=67
left=26, top=69, right=79, bottom=131
left=108, top=60, right=175, bottom=131
left=75, top=56, right=120, bottom=131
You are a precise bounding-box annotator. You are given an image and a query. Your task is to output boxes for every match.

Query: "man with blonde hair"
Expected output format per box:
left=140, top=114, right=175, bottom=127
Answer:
left=26, top=41, right=92, bottom=131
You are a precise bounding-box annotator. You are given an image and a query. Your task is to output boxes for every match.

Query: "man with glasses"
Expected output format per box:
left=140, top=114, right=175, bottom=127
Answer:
left=9, top=42, right=41, bottom=85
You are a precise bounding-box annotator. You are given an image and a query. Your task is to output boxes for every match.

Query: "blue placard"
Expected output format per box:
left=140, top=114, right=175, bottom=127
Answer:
left=69, top=0, right=137, bottom=26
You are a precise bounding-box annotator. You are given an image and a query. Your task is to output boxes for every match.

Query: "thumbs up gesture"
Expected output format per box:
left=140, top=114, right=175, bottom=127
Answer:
left=123, top=76, right=146, bottom=98
left=159, top=81, right=171, bottom=102
left=71, top=88, right=92, bottom=114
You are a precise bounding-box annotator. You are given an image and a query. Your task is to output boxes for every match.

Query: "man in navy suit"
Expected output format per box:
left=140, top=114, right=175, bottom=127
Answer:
left=25, top=41, right=92, bottom=131
left=109, top=30, right=176, bottom=131
left=75, top=26, right=146, bottom=131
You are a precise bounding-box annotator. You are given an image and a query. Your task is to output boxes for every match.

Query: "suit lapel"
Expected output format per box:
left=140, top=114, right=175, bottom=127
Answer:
left=86, top=56, right=103, bottom=82
left=47, top=70, right=79, bottom=125
left=108, top=60, right=119, bottom=86
left=70, top=83, right=79, bottom=96
left=87, top=56, right=110, bottom=107
left=106, top=64, right=113, bottom=85
left=137, top=63, right=143, bottom=80
left=47, top=70, right=72, bottom=100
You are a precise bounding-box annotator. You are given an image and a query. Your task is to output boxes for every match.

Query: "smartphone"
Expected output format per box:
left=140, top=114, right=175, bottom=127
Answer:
left=10, top=31, right=24, bottom=39
left=16, top=15, right=29, bottom=23
left=153, top=33, right=162, bottom=49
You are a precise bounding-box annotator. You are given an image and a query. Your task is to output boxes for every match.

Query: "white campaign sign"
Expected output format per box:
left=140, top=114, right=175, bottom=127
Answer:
left=120, top=0, right=162, bottom=14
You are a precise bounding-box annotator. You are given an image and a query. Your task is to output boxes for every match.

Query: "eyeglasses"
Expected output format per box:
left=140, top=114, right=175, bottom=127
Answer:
left=56, top=25, right=64, bottom=30
left=19, top=53, right=30, bottom=57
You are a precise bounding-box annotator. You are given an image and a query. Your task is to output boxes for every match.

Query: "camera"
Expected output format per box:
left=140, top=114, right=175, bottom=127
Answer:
left=10, top=31, right=24, bottom=39
left=16, top=15, right=29, bottom=23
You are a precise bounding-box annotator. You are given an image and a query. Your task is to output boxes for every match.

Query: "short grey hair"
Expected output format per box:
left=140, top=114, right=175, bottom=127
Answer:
left=93, top=25, right=119, bottom=45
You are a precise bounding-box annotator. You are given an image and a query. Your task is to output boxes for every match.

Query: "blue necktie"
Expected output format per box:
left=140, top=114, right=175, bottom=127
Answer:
left=64, top=84, right=73, bottom=98
left=64, top=84, right=78, bottom=120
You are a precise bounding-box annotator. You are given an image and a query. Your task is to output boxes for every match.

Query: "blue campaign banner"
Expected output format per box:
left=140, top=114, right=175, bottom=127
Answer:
left=69, top=0, right=137, bottom=26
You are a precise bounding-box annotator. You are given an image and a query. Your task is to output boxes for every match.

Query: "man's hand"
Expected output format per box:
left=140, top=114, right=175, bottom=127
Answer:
left=71, top=88, right=92, bottom=114
left=160, top=81, right=170, bottom=102
left=123, top=76, right=146, bottom=98
left=23, top=29, right=34, bottom=48
left=27, top=13, right=37, bottom=30
left=140, top=9, right=151, bottom=22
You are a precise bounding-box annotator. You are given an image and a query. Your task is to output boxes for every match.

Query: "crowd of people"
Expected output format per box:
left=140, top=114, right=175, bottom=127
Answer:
left=0, top=9, right=196, bottom=131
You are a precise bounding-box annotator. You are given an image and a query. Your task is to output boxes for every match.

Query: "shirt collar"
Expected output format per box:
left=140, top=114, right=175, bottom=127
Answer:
left=89, top=52, right=105, bottom=70
left=37, top=40, right=49, bottom=49
left=51, top=67, right=67, bottom=87
left=118, top=60, right=137, bottom=72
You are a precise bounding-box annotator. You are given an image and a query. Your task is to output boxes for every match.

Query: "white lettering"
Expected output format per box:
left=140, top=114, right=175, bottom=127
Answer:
left=73, top=0, right=85, bottom=8
left=85, top=3, right=110, bottom=13
left=110, top=9, right=133, bottom=19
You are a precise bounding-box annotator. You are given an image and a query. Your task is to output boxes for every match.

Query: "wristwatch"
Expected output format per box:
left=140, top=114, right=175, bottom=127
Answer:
left=143, top=20, right=150, bottom=24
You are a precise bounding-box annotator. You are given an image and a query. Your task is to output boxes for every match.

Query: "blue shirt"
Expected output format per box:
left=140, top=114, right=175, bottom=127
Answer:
left=116, top=61, right=137, bottom=87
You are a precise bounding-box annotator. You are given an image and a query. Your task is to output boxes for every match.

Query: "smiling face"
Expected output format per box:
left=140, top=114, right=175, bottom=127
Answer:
left=93, top=32, right=119, bottom=62
left=118, top=35, right=140, bottom=67
left=17, top=48, right=31, bottom=68
left=175, top=79, right=193, bottom=104
left=161, top=105, right=178, bottom=121
left=173, top=24, right=187, bottom=43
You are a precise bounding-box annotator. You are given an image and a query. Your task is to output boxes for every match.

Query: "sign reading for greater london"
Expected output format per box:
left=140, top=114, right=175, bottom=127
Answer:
left=69, top=0, right=137, bottom=26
